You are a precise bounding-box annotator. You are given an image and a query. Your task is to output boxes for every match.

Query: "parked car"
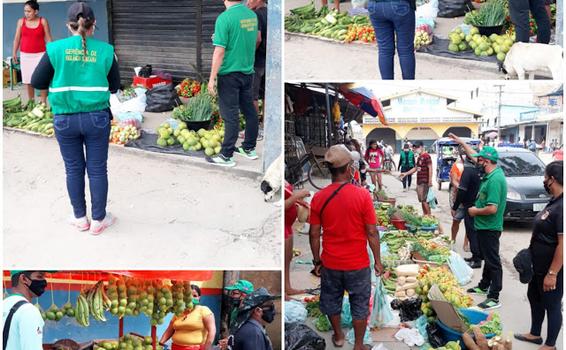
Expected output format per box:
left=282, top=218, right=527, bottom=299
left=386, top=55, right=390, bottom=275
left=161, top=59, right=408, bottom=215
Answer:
left=497, top=147, right=551, bottom=222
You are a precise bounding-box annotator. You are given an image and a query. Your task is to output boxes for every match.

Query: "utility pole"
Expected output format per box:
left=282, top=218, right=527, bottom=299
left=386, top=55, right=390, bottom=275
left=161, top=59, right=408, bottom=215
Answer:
left=494, top=84, right=504, bottom=142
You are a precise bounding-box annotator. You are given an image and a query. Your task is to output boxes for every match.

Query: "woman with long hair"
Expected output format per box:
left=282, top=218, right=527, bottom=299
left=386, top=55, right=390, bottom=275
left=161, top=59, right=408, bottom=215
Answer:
left=365, top=140, right=384, bottom=191
left=31, top=2, right=120, bottom=234
left=12, top=0, right=52, bottom=103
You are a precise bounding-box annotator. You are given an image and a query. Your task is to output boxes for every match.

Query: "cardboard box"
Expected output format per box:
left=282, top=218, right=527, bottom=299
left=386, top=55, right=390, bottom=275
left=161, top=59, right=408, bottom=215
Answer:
left=428, top=285, right=468, bottom=333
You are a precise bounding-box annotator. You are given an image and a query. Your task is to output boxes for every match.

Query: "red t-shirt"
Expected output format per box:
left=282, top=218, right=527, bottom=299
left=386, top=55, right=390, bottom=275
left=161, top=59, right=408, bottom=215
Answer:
left=20, top=18, right=46, bottom=53
left=416, top=152, right=432, bottom=185
left=285, top=183, right=297, bottom=239
left=309, top=183, right=376, bottom=270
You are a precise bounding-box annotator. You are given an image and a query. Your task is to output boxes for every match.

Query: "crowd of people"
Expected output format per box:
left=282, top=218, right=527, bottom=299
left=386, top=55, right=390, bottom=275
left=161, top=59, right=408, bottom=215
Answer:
left=285, top=134, right=563, bottom=349
left=3, top=273, right=279, bottom=350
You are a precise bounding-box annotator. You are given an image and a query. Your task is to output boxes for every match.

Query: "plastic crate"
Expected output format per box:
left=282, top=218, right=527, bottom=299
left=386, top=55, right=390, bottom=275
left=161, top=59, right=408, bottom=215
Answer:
left=132, top=75, right=171, bottom=89
left=436, top=308, right=496, bottom=349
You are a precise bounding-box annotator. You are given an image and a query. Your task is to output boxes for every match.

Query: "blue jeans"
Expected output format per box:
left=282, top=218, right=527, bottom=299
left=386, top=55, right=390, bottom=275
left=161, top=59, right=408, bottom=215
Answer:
left=217, top=72, right=258, bottom=158
left=368, top=0, right=416, bottom=80
left=53, top=110, right=111, bottom=221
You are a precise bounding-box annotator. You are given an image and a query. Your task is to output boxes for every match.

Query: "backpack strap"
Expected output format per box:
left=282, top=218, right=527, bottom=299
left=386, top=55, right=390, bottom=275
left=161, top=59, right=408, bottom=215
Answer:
left=3, top=300, right=29, bottom=348
left=319, top=182, right=349, bottom=224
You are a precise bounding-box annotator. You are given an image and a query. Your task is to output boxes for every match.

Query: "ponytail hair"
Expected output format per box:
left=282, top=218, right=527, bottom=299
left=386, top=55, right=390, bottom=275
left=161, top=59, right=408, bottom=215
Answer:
left=68, top=16, right=94, bottom=59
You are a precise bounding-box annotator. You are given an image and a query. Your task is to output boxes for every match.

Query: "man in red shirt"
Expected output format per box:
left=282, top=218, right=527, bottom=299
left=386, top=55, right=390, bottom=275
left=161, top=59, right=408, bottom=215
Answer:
left=400, top=141, right=433, bottom=215
left=309, top=144, right=383, bottom=350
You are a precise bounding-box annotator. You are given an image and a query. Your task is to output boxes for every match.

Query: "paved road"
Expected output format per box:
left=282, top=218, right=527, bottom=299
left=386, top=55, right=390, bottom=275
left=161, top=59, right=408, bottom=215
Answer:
left=289, top=156, right=562, bottom=349
left=3, top=131, right=281, bottom=269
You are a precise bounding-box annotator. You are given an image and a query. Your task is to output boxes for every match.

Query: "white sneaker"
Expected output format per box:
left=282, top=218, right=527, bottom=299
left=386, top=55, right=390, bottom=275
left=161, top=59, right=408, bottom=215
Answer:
left=90, top=213, right=117, bottom=235
left=69, top=216, right=90, bottom=232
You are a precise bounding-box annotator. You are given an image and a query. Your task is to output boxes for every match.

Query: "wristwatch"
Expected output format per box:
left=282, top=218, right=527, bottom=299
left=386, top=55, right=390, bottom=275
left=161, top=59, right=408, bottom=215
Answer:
left=548, top=270, right=557, bottom=276
left=312, top=259, right=322, bottom=266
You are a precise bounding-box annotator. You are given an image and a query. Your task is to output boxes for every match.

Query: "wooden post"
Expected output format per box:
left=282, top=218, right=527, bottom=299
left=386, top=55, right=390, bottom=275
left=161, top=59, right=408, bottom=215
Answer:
left=152, top=325, right=157, bottom=350
left=119, top=318, right=124, bottom=338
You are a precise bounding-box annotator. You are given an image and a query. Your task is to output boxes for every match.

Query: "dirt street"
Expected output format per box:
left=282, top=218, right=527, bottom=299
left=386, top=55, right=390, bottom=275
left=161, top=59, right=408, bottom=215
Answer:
left=3, top=131, right=281, bottom=269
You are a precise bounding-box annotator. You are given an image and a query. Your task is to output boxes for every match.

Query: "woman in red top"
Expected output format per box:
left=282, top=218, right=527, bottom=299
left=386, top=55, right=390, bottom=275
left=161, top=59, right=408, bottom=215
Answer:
left=12, top=0, right=52, bottom=104
left=285, top=182, right=310, bottom=299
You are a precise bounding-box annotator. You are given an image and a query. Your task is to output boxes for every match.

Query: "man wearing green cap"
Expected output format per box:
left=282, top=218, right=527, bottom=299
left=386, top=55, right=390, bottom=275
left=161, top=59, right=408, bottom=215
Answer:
left=450, top=134, right=507, bottom=311
left=224, top=279, right=254, bottom=331
left=3, top=271, right=48, bottom=350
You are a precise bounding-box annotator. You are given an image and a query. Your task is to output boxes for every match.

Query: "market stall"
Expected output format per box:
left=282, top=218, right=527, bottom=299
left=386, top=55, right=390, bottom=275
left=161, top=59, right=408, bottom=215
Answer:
left=285, top=191, right=511, bottom=350
left=3, top=271, right=221, bottom=349
left=285, top=1, right=559, bottom=67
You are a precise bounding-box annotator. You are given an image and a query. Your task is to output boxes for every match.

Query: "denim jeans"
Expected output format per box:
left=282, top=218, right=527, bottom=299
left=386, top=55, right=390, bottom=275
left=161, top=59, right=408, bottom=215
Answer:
left=217, top=72, right=258, bottom=158
left=509, top=0, right=550, bottom=43
left=53, top=110, right=111, bottom=221
left=368, top=0, right=416, bottom=79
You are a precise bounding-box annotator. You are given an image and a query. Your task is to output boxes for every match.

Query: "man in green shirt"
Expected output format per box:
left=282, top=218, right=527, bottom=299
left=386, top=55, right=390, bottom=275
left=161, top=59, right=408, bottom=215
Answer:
left=464, top=146, right=507, bottom=310
left=207, top=0, right=259, bottom=167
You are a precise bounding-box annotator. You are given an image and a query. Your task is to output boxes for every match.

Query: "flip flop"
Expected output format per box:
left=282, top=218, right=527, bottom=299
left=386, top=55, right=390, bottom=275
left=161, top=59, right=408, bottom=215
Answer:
left=332, top=335, right=345, bottom=348
left=514, top=334, right=543, bottom=345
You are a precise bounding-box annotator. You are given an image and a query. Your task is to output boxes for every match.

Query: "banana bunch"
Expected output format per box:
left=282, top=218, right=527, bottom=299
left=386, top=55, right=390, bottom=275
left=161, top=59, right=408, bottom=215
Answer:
left=75, top=293, right=90, bottom=327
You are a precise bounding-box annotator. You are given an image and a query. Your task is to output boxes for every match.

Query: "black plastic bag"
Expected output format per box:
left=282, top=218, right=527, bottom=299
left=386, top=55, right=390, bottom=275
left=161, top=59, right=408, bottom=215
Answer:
left=427, top=323, right=447, bottom=348
left=145, top=84, right=181, bottom=112
left=285, top=322, right=326, bottom=350
left=437, top=0, right=472, bottom=18
left=390, top=298, right=423, bottom=322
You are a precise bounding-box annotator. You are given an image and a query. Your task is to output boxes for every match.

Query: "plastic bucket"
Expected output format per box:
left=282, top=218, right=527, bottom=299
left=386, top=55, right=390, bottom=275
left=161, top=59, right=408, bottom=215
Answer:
left=391, top=219, right=407, bottom=230
left=436, top=308, right=496, bottom=349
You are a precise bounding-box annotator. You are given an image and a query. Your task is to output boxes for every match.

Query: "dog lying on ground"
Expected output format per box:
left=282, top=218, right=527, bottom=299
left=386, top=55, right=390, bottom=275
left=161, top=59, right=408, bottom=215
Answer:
left=499, top=42, right=563, bottom=80
left=261, top=154, right=282, bottom=202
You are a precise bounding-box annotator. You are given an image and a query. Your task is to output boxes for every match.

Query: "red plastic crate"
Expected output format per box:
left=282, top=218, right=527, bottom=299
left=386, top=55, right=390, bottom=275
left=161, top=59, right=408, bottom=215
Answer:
left=132, top=75, right=171, bottom=89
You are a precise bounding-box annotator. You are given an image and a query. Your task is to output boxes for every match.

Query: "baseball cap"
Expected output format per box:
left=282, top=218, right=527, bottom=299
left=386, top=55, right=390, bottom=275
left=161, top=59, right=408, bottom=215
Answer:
left=472, top=146, right=499, bottom=162
left=67, top=2, right=95, bottom=22
left=225, top=279, right=254, bottom=294
left=324, top=144, right=354, bottom=168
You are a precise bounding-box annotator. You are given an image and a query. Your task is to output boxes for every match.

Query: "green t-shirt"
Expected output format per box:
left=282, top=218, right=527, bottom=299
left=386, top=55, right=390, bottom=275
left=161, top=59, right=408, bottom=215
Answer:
left=212, top=3, right=258, bottom=75
left=47, top=36, right=114, bottom=115
left=474, top=167, right=507, bottom=231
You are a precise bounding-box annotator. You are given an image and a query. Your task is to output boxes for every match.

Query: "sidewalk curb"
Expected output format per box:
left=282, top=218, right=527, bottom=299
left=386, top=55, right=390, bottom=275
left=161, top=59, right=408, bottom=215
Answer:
left=286, top=32, right=502, bottom=76
left=3, top=128, right=264, bottom=181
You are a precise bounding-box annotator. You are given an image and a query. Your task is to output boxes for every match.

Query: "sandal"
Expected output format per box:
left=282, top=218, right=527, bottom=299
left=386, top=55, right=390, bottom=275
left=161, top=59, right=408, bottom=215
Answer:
left=514, top=334, right=543, bottom=345
left=310, top=268, right=321, bottom=277
left=332, top=335, right=345, bottom=348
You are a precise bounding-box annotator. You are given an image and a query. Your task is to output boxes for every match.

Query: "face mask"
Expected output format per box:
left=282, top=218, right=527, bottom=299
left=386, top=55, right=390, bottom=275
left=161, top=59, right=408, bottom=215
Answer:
left=192, top=298, right=200, bottom=306
left=229, top=296, right=241, bottom=307
left=27, top=278, right=47, bottom=297
left=543, top=180, right=552, bottom=194
left=261, top=306, right=276, bottom=323
left=475, top=162, right=486, bottom=176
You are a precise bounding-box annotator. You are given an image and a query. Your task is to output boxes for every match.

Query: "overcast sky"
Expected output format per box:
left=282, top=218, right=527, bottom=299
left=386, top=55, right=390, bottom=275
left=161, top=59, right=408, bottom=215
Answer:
left=362, top=81, right=562, bottom=106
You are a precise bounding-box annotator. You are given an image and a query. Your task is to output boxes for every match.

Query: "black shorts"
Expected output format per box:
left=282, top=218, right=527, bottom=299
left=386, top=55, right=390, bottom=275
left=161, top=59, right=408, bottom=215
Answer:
left=252, top=65, right=266, bottom=101
left=320, top=266, right=371, bottom=320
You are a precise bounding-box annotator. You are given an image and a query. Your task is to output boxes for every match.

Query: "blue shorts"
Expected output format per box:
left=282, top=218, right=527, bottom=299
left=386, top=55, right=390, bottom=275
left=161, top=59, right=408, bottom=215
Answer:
left=320, top=266, right=371, bottom=320
left=453, top=205, right=466, bottom=221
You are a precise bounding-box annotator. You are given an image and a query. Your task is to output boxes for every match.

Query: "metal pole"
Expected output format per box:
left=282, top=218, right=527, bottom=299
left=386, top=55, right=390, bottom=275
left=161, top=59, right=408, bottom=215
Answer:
left=557, top=0, right=563, bottom=47
left=325, top=84, right=332, bottom=147
left=262, top=0, right=282, bottom=172
left=494, top=84, right=504, bottom=142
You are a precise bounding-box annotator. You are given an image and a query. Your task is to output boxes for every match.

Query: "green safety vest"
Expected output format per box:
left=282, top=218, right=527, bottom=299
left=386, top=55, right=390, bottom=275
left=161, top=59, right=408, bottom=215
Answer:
left=47, top=36, right=114, bottom=115
left=400, top=150, right=415, bottom=168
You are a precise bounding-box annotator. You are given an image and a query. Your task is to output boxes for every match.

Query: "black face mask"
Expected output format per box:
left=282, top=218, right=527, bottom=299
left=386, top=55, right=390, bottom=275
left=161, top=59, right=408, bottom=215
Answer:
left=543, top=180, right=552, bottom=194
left=475, top=162, right=486, bottom=176
left=229, top=297, right=241, bottom=308
left=261, top=306, right=276, bottom=323
left=27, top=278, right=47, bottom=297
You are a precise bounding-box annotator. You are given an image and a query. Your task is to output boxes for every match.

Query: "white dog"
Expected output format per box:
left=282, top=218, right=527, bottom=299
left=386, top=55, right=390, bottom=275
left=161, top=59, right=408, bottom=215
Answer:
left=500, top=42, right=563, bottom=80
left=261, top=154, right=283, bottom=202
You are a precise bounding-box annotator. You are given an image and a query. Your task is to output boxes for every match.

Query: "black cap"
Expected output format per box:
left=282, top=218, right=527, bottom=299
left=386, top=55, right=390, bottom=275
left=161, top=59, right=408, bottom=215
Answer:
left=67, top=2, right=95, bottom=22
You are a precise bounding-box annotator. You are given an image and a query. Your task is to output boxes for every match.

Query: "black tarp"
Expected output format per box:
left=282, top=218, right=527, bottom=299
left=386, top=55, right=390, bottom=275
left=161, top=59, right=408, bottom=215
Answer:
left=125, top=132, right=206, bottom=158
left=418, top=36, right=499, bottom=64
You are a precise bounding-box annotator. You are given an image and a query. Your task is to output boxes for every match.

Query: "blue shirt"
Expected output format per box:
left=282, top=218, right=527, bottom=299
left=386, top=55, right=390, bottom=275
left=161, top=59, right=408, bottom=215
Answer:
left=233, top=319, right=272, bottom=350
left=3, top=295, right=44, bottom=350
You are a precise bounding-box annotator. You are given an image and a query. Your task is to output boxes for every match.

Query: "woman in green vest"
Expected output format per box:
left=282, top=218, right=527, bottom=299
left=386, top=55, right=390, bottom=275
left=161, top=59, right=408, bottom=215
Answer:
left=31, top=2, right=120, bottom=235
left=398, top=143, right=415, bottom=191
